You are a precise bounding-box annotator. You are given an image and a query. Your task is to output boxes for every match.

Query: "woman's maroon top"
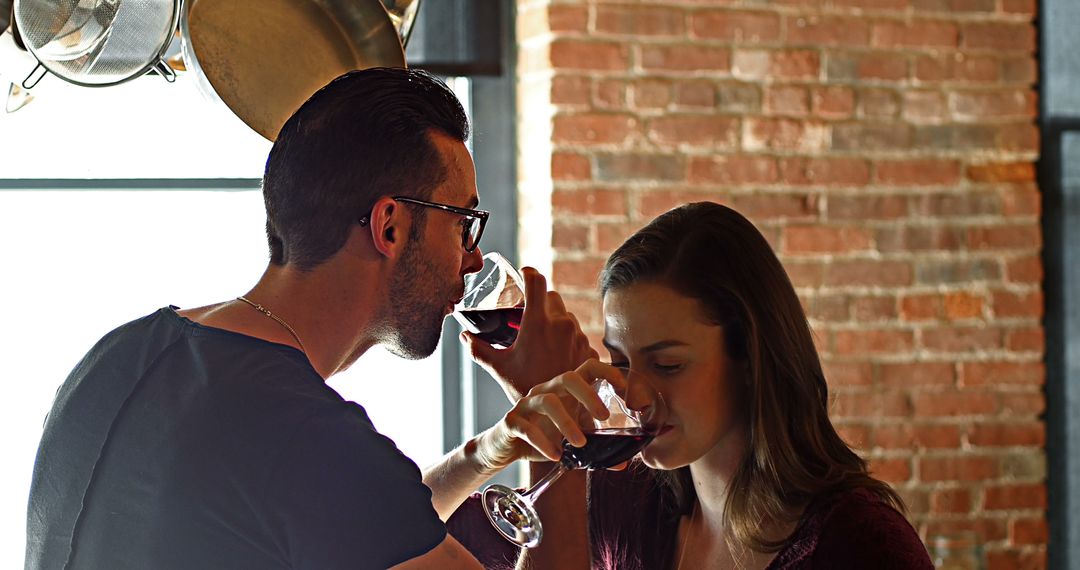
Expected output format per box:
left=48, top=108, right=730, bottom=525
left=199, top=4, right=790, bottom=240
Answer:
left=446, top=466, right=933, bottom=570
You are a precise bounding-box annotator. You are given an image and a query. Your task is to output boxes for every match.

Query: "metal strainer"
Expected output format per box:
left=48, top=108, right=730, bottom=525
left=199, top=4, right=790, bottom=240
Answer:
left=13, top=0, right=179, bottom=87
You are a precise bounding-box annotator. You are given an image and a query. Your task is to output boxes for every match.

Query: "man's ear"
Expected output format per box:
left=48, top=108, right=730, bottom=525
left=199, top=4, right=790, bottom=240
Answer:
left=367, top=197, right=407, bottom=258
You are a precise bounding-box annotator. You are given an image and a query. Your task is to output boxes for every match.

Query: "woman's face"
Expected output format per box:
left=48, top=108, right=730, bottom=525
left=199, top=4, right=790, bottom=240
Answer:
left=603, top=281, right=746, bottom=471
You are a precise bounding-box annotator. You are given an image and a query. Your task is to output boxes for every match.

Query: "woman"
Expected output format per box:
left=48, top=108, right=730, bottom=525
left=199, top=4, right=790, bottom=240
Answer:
left=449, top=202, right=932, bottom=569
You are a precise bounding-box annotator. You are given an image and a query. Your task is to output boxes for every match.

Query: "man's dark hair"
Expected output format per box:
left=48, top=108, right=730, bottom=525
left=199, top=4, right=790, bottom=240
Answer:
left=262, top=67, right=470, bottom=270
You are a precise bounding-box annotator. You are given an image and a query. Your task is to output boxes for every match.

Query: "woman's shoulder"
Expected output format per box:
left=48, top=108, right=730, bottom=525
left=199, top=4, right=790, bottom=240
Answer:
left=773, top=488, right=933, bottom=570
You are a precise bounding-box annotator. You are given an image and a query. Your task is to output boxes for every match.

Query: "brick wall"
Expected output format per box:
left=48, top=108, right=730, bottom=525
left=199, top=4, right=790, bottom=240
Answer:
left=516, top=0, right=1044, bottom=568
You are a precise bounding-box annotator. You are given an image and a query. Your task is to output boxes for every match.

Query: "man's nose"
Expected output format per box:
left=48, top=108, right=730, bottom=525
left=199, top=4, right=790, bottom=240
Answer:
left=463, top=245, right=484, bottom=275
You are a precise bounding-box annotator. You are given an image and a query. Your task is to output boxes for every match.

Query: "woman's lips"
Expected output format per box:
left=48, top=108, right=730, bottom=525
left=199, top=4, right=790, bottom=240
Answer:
left=656, top=425, right=675, bottom=437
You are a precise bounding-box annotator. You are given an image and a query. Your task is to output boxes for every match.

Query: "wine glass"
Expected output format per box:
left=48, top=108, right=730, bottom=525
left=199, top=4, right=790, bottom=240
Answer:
left=452, top=251, right=526, bottom=348
left=482, top=369, right=667, bottom=548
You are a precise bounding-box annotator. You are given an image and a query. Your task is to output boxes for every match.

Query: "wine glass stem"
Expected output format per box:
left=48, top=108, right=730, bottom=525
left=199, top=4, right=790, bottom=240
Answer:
left=521, top=460, right=573, bottom=502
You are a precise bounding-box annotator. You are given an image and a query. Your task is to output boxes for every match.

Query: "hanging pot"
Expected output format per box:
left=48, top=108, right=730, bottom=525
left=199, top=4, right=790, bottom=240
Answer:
left=181, top=0, right=405, bottom=141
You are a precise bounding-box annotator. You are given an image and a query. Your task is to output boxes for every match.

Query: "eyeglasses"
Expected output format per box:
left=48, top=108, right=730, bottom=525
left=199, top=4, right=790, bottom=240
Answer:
left=359, top=196, right=489, bottom=252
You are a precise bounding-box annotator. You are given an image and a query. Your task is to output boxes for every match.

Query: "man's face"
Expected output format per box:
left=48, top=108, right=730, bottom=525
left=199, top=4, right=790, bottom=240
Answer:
left=384, top=133, right=484, bottom=359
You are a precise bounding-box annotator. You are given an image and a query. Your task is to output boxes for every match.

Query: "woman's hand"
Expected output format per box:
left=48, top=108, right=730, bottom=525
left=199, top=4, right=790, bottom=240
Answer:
left=462, top=267, right=598, bottom=403
left=470, top=359, right=626, bottom=474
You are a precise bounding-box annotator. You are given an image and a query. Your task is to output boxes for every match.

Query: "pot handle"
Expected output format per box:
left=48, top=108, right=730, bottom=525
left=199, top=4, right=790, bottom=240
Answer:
left=22, top=63, right=46, bottom=90
left=153, top=58, right=176, bottom=83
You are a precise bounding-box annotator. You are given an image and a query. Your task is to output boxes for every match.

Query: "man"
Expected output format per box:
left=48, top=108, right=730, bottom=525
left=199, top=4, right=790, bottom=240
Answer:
left=25, top=68, right=593, bottom=569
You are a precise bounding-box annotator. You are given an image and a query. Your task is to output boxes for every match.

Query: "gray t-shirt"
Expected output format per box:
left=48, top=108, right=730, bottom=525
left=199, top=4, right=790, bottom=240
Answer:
left=26, top=307, right=445, bottom=569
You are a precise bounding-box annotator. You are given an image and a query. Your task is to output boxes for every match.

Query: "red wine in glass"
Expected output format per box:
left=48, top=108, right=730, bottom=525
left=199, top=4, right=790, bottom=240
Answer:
left=561, top=428, right=655, bottom=469
left=457, top=306, right=523, bottom=348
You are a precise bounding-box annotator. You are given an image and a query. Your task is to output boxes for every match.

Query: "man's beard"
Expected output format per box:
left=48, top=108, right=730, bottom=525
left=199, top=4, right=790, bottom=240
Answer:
left=384, top=239, right=450, bottom=360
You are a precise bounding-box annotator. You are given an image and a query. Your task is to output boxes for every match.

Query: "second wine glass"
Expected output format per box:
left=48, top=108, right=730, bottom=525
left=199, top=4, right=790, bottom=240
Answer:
left=482, top=369, right=667, bottom=548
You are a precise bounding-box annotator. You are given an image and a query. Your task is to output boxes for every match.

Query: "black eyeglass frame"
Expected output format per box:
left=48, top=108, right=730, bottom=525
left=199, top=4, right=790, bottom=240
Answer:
left=359, top=196, right=490, bottom=253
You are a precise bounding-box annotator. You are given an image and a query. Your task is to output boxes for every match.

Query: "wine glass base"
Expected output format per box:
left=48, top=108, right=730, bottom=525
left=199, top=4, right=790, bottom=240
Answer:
left=482, top=484, right=543, bottom=549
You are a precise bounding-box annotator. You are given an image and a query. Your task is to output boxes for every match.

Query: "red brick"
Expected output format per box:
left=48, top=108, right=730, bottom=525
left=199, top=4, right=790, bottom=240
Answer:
left=951, top=90, right=1038, bottom=121
left=689, top=155, right=779, bottom=186
left=833, top=0, right=909, bottom=9
left=915, top=192, right=1000, bottom=217
left=646, top=115, right=740, bottom=149
left=779, top=157, right=870, bottom=186
left=744, top=118, right=827, bottom=151
left=552, top=223, right=590, bottom=252
left=997, top=123, right=1040, bottom=153
left=832, top=122, right=912, bottom=151
left=872, top=20, right=958, bottom=49
left=594, top=79, right=628, bottom=109
left=959, top=361, right=1044, bottom=387
left=919, top=455, right=997, bottom=481
left=941, top=291, right=984, bottom=320
left=1010, top=518, right=1048, bottom=545
left=833, top=390, right=912, bottom=417
left=635, top=190, right=720, bottom=219
left=874, top=423, right=962, bottom=449
left=826, top=260, right=913, bottom=287
left=912, top=390, right=997, bottom=417
left=963, top=23, right=1037, bottom=52
left=992, top=290, right=1043, bottom=319
left=552, top=257, right=606, bottom=289
left=913, top=0, right=994, bottom=12
left=1000, top=188, right=1041, bottom=217
left=551, top=76, right=591, bottom=105
left=926, top=519, right=1009, bottom=545
left=672, top=80, right=713, bottom=108
left=1006, top=327, right=1044, bottom=353
left=828, top=52, right=909, bottom=82
left=641, top=45, right=731, bottom=72
left=552, top=188, right=628, bottom=217
left=765, top=85, right=810, bottom=116
left=783, top=226, right=873, bottom=254
left=823, top=360, right=874, bottom=387
left=880, top=362, right=955, bottom=387
left=900, top=294, right=941, bottom=321
left=902, top=90, right=948, bottom=124
left=811, top=86, right=856, bottom=118
left=868, top=456, right=912, bottom=483
left=1003, top=56, right=1038, bottom=85
left=594, top=5, right=685, bottom=37
left=729, top=193, right=819, bottom=219
left=986, top=549, right=1046, bottom=570
left=807, top=293, right=849, bottom=321
left=833, top=329, right=915, bottom=355
left=553, top=113, right=637, bottom=145
left=551, top=40, right=630, bottom=71
left=930, top=488, right=972, bottom=514
left=787, top=15, right=869, bottom=46
left=851, top=296, right=896, bottom=320
left=784, top=261, right=826, bottom=288
left=876, top=159, right=961, bottom=185
left=632, top=79, right=672, bottom=109
left=922, top=326, right=1004, bottom=352
left=552, top=152, right=591, bottom=181
left=859, top=88, right=900, bottom=118
left=1005, top=256, right=1043, bottom=284
left=914, top=53, right=999, bottom=83
left=967, top=162, right=1036, bottom=183
left=548, top=5, right=588, bottom=33
left=770, top=49, right=821, bottom=79
left=1000, top=392, right=1045, bottom=416
left=969, top=422, right=1045, bottom=447
left=595, top=222, right=638, bottom=253
left=692, top=10, right=781, bottom=43
left=834, top=423, right=870, bottom=449
left=827, top=195, right=908, bottom=220
left=967, top=226, right=1041, bottom=250
left=1002, top=0, right=1036, bottom=14
left=595, top=153, right=685, bottom=182
left=877, top=225, right=963, bottom=253
left=984, top=484, right=1046, bottom=510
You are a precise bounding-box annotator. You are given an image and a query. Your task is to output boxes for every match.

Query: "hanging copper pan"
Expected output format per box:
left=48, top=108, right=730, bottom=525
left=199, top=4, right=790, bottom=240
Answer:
left=181, top=0, right=405, bottom=141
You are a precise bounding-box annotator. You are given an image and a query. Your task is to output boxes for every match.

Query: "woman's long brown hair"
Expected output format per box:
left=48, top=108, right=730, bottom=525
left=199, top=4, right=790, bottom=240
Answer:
left=598, top=202, right=902, bottom=556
